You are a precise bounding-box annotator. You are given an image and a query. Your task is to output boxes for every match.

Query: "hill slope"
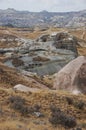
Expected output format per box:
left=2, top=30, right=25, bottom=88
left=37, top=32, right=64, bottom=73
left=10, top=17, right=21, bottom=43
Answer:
left=0, top=9, right=86, bottom=27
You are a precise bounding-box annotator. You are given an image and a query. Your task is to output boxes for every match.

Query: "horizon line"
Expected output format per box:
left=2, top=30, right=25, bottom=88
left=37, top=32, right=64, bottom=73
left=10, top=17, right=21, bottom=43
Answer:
left=0, top=8, right=86, bottom=13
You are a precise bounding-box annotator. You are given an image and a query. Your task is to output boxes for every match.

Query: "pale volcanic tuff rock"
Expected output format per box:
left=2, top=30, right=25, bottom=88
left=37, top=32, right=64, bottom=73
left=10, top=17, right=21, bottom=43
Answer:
left=13, top=84, right=40, bottom=92
left=53, top=56, right=86, bottom=94
left=73, top=62, right=86, bottom=94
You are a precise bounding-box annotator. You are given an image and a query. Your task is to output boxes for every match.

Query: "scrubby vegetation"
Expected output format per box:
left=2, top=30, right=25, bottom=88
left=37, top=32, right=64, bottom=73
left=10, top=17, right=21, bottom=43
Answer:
left=74, top=100, right=85, bottom=110
left=66, top=97, right=74, bottom=105
left=8, top=96, right=42, bottom=116
left=9, top=96, right=30, bottom=116
left=49, top=105, right=77, bottom=128
left=66, top=97, right=86, bottom=110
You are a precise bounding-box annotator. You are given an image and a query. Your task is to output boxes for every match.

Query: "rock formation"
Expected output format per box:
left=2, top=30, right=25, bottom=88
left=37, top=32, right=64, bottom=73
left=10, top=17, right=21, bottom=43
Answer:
left=13, top=84, right=40, bottom=92
left=53, top=56, right=86, bottom=94
left=73, top=63, right=86, bottom=94
left=54, top=32, right=78, bottom=56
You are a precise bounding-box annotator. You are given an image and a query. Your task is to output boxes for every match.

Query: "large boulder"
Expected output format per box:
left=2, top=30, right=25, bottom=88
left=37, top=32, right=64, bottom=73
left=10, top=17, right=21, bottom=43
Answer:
left=73, top=63, right=86, bottom=94
left=13, top=84, right=40, bottom=92
left=53, top=56, right=86, bottom=94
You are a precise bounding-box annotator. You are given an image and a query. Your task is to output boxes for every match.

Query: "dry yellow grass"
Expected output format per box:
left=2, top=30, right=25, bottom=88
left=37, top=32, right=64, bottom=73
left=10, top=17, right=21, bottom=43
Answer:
left=77, top=47, right=86, bottom=56
left=0, top=86, right=86, bottom=130
left=0, top=62, right=48, bottom=89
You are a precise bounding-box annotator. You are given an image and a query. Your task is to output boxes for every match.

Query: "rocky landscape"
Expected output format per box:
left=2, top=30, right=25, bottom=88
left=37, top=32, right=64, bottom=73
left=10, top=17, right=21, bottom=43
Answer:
left=0, top=26, right=86, bottom=130
left=0, top=8, right=86, bottom=28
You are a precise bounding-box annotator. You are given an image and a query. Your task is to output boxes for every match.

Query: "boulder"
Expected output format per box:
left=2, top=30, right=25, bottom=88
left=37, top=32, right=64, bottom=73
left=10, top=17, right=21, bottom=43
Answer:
left=73, top=63, right=86, bottom=94
left=53, top=56, right=86, bottom=94
left=13, top=84, right=40, bottom=92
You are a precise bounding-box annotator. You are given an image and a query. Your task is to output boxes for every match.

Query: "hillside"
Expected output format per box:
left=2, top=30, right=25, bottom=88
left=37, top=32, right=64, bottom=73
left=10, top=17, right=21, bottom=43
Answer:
left=0, top=26, right=86, bottom=130
left=0, top=9, right=86, bottom=28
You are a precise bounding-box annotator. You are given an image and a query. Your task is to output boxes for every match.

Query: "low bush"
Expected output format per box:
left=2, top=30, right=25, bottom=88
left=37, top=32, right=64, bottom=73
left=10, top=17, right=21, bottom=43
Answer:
left=66, top=97, right=73, bottom=105
left=33, top=104, right=41, bottom=112
left=8, top=96, right=41, bottom=116
left=8, top=96, right=28, bottom=116
left=74, top=101, right=85, bottom=110
left=9, top=96, right=25, bottom=104
left=49, top=105, right=77, bottom=128
left=66, top=97, right=85, bottom=110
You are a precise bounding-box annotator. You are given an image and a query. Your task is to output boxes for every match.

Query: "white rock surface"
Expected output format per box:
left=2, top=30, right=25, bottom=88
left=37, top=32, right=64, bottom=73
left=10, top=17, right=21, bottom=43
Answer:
left=13, top=84, right=40, bottom=92
left=53, top=56, right=86, bottom=94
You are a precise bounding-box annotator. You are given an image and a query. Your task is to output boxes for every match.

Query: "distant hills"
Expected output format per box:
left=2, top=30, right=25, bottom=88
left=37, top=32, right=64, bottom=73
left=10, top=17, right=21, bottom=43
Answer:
left=0, top=8, right=86, bottom=28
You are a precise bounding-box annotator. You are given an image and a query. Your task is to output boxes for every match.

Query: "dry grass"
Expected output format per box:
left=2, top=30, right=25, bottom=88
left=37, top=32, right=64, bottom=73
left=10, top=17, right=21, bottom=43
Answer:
left=0, top=62, right=48, bottom=89
left=77, top=47, right=86, bottom=56
left=0, top=88, right=86, bottom=130
left=0, top=26, right=86, bottom=130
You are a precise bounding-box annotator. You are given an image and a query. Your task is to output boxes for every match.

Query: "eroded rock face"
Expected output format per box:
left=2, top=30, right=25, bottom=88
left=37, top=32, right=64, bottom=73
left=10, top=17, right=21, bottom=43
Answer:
left=53, top=56, right=86, bottom=94
left=54, top=32, right=78, bottom=56
left=73, top=63, right=86, bottom=94
left=2, top=32, right=79, bottom=76
left=37, top=34, right=50, bottom=42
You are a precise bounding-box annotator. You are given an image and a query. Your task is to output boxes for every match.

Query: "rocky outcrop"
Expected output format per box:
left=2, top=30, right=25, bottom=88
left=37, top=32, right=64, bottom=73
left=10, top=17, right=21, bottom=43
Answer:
left=54, top=32, right=78, bottom=57
left=13, top=84, right=40, bottom=92
left=73, top=63, right=86, bottom=94
left=53, top=56, right=86, bottom=94
left=37, top=34, right=50, bottom=42
left=3, top=32, right=78, bottom=76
